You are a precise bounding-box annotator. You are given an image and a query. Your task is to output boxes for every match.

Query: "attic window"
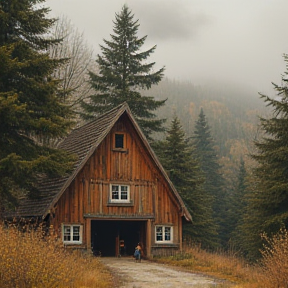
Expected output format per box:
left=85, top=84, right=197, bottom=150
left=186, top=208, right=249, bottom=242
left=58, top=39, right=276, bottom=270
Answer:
left=114, top=133, right=125, bottom=149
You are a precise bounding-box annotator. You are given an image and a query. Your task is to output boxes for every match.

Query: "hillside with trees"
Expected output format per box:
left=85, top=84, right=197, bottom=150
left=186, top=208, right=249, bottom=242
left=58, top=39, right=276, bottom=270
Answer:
left=3, top=1, right=288, bottom=274
left=148, top=78, right=265, bottom=178
left=147, top=78, right=268, bottom=251
left=148, top=78, right=265, bottom=157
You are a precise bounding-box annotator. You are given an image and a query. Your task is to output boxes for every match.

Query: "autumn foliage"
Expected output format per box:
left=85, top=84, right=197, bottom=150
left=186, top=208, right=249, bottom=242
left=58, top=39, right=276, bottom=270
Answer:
left=0, top=224, right=113, bottom=288
left=154, top=228, right=288, bottom=288
left=259, top=228, right=288, bottom=288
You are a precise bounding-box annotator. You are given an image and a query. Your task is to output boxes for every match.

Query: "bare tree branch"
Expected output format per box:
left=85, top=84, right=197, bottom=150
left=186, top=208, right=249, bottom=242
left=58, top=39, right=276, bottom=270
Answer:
left=48, top=16, right=98, bottom=116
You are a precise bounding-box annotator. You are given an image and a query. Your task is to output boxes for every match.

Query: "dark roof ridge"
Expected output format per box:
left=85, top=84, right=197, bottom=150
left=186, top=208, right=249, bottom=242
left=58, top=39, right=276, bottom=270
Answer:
left=73, top=102, right=129, bottom=132
left=57, top=102, right=129, bottom=147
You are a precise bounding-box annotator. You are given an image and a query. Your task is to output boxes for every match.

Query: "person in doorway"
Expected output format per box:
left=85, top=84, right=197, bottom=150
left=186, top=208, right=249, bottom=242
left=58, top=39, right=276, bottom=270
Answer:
left=134, top=242, right=142, bottom=262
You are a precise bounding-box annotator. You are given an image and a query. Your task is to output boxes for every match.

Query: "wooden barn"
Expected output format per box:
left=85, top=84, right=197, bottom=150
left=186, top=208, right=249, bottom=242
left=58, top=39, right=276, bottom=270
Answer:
left=6, top=103, right=192, bottom=257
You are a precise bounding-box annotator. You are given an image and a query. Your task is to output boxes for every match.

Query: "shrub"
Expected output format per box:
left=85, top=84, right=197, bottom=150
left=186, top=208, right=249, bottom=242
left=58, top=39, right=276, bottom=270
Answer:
left=259, top=228, right=288, bottom=288
left=0, top=224, right=113, bottom=288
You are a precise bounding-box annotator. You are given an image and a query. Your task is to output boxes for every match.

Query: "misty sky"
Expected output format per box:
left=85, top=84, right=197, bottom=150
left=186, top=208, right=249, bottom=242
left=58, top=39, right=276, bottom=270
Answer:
left=45, top=0, right=288, bottom=95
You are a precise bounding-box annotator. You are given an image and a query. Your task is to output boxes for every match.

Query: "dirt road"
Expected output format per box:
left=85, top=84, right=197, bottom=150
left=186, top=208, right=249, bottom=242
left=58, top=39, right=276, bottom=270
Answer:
left=100, top=257, right=230, bottom=287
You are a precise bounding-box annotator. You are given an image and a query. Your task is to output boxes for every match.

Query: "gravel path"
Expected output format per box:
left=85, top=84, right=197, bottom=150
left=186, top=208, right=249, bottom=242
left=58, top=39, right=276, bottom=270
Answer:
left=100, top=257, right=228, bottom=288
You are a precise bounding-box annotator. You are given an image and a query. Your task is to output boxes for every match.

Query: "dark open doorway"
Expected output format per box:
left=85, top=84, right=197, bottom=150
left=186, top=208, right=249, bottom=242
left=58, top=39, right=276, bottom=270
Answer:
left=91, top=220, right=146, bottom=257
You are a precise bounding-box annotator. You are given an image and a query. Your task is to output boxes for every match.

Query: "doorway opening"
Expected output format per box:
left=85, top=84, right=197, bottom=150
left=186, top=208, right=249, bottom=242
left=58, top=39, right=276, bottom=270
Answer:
left=91, top=220, right=146, bottom=257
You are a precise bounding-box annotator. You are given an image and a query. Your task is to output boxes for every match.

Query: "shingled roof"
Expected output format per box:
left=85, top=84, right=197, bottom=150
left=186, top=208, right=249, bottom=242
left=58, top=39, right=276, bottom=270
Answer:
left=6, top=103, right=192, bottom=222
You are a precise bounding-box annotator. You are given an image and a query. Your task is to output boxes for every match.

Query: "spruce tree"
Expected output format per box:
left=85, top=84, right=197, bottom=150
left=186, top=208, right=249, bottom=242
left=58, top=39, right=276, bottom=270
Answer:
left=82, top=5, right=166, bottom=140
left=157, top=116, right=218, bottom=249
left=0, top=0, right=74, bottom=213
left=228, top=158, right=248, bottom=250
left=193, top=108, right=227, bottom=247
left=241, top=54, right=288, bottom=259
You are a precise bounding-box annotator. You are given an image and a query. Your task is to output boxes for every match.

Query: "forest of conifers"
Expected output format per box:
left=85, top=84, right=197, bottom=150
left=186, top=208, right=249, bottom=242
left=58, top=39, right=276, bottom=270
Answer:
left=2, top=0, right=288, bottom=263
left=151, top=78, right=264, bottom=147
left=147, top=78, right=269, bottom=257
left=149, top=77, right=265, bottom=184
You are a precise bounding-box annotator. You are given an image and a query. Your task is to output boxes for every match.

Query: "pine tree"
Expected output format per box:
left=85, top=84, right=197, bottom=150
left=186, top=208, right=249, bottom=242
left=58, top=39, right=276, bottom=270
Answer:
left=82, top=5, right=166, bottom=140
left=193, top=108, right=227, bottom=247
left=156, top=116, right=218, bottom=249
left=228, top=158, right=248, bottom=249
left=240, top=54, right=288, bottom=259
left=0, top=0, right=74, bottom=213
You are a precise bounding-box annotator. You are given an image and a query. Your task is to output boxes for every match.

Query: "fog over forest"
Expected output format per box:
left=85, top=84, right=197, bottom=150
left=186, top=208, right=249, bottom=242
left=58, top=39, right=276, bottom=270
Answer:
left=3, top=2, right=288, bottom=278
left=45, top=0, right=288, bottom=97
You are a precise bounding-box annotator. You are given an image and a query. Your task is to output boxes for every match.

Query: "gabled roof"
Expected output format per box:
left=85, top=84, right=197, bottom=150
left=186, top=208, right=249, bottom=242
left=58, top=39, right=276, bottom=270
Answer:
left=6, top=103, right=192, bottom=221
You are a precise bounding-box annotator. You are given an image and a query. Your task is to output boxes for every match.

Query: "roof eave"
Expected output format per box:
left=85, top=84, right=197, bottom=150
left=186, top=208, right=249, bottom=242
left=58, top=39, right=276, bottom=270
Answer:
left=42, top=103, right=130, bottom=219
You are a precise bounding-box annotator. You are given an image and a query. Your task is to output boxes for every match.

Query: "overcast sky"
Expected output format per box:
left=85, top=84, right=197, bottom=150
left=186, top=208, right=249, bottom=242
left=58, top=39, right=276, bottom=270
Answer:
left=45, top=0, right=288, bottom=95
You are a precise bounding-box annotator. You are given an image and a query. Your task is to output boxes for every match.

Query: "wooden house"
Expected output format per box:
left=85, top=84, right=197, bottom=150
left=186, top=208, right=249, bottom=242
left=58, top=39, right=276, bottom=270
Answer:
left=6, top=103, right=192, bottom=257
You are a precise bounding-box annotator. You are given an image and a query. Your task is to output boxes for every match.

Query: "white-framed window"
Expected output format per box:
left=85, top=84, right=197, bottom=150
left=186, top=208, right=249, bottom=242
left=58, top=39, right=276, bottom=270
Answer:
left=155, top=225, right=173, bottom=243
left=110, top=184, right=130, bottom=203
left=62, top=224, right=83, bottom=244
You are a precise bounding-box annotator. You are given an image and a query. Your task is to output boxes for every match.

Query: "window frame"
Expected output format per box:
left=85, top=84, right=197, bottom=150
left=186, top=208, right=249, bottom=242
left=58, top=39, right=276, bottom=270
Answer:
left=155, top=225, right=173, bottom=243
left=62, top=224, right=83, bottom=245
left=113, top=132, right=126, bottom=150
left=109, top=184, right=130, bottom=203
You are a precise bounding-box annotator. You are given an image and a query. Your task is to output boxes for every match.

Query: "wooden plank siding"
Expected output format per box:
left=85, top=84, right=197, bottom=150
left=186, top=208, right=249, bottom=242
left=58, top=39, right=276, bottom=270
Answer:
left=6, top=104, right=191, bottom=256
left=51, top=115, right=182, bottom=249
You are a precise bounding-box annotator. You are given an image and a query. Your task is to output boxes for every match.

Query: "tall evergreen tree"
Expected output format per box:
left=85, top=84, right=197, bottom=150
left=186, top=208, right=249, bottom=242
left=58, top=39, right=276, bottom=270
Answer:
left=156, top=116, right=218, bottom=249
left=193, top=108, right=227, bottom=247
left=0, top=0, right=74, bottom=214
left=240, top=54, right=288, bottom=259
left=82, top=5, right=166, bottom=140
left=228, top=158, right=248, bottom=249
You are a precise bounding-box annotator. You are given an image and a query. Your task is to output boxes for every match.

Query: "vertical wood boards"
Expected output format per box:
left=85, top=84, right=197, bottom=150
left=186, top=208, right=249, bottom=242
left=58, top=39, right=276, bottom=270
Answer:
left=53, top=115, right=183, bottom=248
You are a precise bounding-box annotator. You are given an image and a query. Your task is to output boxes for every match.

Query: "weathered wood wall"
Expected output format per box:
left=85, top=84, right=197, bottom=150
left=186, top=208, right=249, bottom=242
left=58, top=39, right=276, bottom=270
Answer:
left=51, top=115, right=181, bottom=249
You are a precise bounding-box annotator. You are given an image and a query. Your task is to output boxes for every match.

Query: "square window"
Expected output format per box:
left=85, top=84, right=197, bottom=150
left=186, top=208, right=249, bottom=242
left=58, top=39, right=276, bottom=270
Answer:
left=155, top=226, right=172, bottom=243
left=62, top=224, right=82, bottom=244
left=110, top=184, right=130, bottom=203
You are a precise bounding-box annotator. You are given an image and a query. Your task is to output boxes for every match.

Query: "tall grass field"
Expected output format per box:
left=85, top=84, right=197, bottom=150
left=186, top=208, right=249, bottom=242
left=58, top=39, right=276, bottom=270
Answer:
left=1, top=224, right=288, bottom=287
left=0, top=224, right=114, bottom=288
left=153, top=229, right=288, bottom=288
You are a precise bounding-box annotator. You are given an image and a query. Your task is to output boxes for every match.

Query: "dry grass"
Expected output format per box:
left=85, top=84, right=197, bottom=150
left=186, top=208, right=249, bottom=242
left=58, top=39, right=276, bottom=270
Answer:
left=2, top=223, right=288, bottom=288
left=0, top=224, right=114, bottom=288
left=152, top=245, right=258, bottom=287
left=259, top=228, right=288, bottom=288
left=153, top=230, right=288, bottom=288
